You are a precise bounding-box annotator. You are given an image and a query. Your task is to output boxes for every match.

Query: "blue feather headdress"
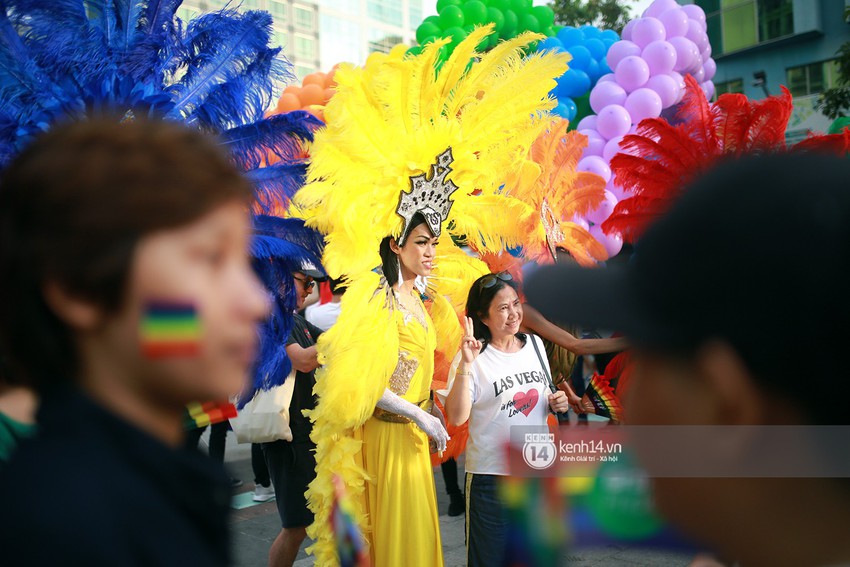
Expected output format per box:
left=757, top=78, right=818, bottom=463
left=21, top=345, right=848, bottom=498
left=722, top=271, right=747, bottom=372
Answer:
left=243, top=215, right=325, bottom=407
left=0, top=0, right=322, bottom=211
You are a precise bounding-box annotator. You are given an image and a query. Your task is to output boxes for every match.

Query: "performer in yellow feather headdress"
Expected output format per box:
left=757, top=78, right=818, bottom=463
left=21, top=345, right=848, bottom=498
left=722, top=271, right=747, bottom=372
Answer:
left=295, top=25, right=568, bottom=566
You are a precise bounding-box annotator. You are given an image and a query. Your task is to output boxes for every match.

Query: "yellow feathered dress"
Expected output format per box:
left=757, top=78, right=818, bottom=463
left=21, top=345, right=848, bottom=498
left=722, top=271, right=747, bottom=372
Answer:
left=296, top=25, right=569, bottom=566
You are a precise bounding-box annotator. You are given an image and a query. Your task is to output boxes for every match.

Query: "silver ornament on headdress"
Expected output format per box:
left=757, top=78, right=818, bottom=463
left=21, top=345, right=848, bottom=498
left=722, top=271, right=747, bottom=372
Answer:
left=396, top=147, right=459, bottom=245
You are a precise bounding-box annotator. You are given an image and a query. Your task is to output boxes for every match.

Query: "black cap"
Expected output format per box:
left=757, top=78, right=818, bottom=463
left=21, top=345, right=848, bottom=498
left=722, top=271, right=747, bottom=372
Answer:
left=525, top=152, right=850, bottom=361
left=296, top=259, right=327, bottom=280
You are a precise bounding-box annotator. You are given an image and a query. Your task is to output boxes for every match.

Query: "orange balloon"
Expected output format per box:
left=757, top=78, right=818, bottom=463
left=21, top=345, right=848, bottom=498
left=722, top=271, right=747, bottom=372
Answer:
left=299, top=83, right=324, bottom=107
left=302, top=73, right=326, bottom=88
left=324, top=69, right=337, bottom=88
left=276, top=92, right=301, bottom=113
left=283, top=84, right=300, bottom=96
left=323, top=88, right=335, bottom=104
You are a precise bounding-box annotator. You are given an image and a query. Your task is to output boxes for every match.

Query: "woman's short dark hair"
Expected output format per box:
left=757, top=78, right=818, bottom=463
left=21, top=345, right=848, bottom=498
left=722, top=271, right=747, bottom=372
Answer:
left=0, top=117, right=254, bottom=391
left=466, top=273, right=525, bottom=351
left=379, top=213, right=429, bottom=288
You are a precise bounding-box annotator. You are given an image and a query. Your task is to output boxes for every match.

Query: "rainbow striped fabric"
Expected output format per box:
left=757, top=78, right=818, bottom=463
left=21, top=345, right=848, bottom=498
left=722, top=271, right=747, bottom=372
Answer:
left=332, top=474, right=370, bottom=567
left=140, top=302, right=202, bottom=358
left=184, top=401, right=238, bottom=430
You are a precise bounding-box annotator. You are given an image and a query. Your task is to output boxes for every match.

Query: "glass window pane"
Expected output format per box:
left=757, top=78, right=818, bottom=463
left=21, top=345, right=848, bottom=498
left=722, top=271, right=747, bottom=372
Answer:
left=716, top=78, right=744, bottom=95
left=294, top=6, right=314, bottom=31
left=808, top=62, right=825, bottom=94
left=368, top=0, right=403, bottom=27
left=269, top=0, right=286, bottom=21
left=295, top=35, right=315, bottom=59
left=758, top=0, right=793, bottom=41
left=722, top=0, right=757, bottom=53
left=786, top=66, right=808, bottom=97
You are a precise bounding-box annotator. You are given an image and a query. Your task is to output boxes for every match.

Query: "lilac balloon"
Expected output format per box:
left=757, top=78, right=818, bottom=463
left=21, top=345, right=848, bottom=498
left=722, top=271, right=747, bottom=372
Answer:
left=682, top=4, right=707, bottom=26
left=602, top=135, right=625, bottom=161
left=621, top=19, right=636, bottom=42
left=597, top=72, right=617, bottom=84
left=590, top=81, right=627, bottom=113
left=577, top=155, right=612, bottom=183
left=703, top=57, right=717, bottom=81
left=606, top=180, right=627, bottom=201
left=625, top=88, right=663, bottom=123
left=606, top=40, right=641, bottom=70
left=691, top=65, right=705, bottom=83
left=584, top=133, right=606, bottom=157
left=578, top=128, right=605, bottom=146
left=658, top=8, right=689, bottom=38
left=631, top=17, right=666, bottom=49
left=700, top=43, right=713, bottom=62
left=643, top=0, right=679, bottom=18
left=668, top=71, right=686, bottom=103
left=587, top=191, right=618, bottom=225
left=701, top=80, right=715, bottom=100
left=576, top=115, right=598, bottom=131
left=590, top=224, right=624, bottom=258
left=570, top=215, right=590, bottom=231
left=646, top=73, right=680, bottom=108
left=642, top=40, right=677, bottom=75
left=615, top=56, right=650, bottom=92
left=669, top=37, right=699, bottom=73
left=597, top=105, right=632, bottom=140
left=686, top=19, right=710, bottom=53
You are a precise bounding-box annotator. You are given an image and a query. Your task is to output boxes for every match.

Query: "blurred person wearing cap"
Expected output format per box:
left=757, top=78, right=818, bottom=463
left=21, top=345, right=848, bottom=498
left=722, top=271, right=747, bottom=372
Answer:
left=263, top=260, right=326, bottom=567
left=525, top=152, right=850, bottom=567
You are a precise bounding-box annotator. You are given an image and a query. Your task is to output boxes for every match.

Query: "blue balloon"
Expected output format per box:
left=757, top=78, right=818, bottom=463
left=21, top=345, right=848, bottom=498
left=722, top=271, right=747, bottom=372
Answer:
left=553, top=102, right=570, bottom=118
left=557, top=26, right=583, bottom=48
left=600, top=29, right=620, bottom=43
left=567, top=45, right=592, bottom=70
left=563, top=97, right=578, bottom=121
left=580, top=24, right=602, bottom=39
left=538, top=37, right=564, bottom=53
left=585, top=58, right=601, bottom=84
left=585, top=38, right=606, bottom=60
left=599, top=57, right=613, bottom=75
left=557, top=69, right=591, bottom=98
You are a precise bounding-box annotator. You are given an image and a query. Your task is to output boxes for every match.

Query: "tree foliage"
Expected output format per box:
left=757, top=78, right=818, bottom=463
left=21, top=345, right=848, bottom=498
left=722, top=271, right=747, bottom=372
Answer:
left=815, top=9, right=850, bottom=120
left=549, top=0, right=634, bottom=33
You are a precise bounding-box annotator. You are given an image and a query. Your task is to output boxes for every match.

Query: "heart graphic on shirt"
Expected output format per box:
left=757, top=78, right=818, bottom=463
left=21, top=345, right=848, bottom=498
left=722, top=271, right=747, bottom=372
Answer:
left=512, top=389, right=539, bottom=417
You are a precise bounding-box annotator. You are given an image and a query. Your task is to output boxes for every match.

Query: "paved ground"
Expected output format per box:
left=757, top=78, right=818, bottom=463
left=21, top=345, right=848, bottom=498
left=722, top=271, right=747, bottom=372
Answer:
left=208, top=430, right=696, bottom=567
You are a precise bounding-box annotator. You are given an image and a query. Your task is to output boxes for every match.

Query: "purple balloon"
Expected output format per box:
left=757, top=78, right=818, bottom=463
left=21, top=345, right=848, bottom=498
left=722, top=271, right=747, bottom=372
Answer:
left=596, top=105, right=632, bottom=140
left=646, top=73, right=680, bottom=108
left=584, top=133, right=606, bottom=157
left=703, top=57, right=717, bottom=81
left=578, top=128, right=605, bottom=145
left=606, top=40, right=641, bottom=70
left=602, top=135, right=625, bottom=161
left=658, top=8, right=689, bottom=38
left=577, top=155, right=612, bottom=183
left=631, top=17, right=666, bottom=49
left=590, top=81, right=627, bottom=113
left=667, top=71, right=686, bottom=103
left=686, top=19, right=709, bottom=52
left=570, top=215, right=590, bottom=231
left=643, top=0, right=679, bottom=18
left=691, top=65, right=705, bottom=83
left=621, top=19, right=636, bottom=42
left=682, top=4, right=707, bottom=26
left=590, top=224, right=624, bottom=258
left=587, top=191, right=618, bottom=225
left=576, top=115, right=598, bottom=131
left=701, top=80, right=715, bottom=100
left=700, top=43, right=712, bottom=62
left=606, top=180, right=627, bottom=201
left=625, top=88, right=663, bottom=123
left=669, top=36, right=699, bottom=73
left=614, top=55, right=650, bottom=92
left=642, top=40, right=677, bottom=75
left=597, top=72, right=617, bottom=84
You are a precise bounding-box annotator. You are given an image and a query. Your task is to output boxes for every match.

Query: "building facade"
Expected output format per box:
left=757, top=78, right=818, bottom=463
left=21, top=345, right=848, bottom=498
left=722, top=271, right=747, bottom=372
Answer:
left=695, top=0, right=850, bottom=141
left=177, top=0, right=422, bottom=81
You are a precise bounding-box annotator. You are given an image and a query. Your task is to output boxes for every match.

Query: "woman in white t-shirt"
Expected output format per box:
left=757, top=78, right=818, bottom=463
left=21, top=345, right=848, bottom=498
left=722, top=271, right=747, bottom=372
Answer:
left=444, top=272, right=570, bottom=567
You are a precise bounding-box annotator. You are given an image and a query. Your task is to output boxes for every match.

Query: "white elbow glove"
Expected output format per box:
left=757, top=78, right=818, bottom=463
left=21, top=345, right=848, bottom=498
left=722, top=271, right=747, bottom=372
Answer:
left=376, top=389, right=450, bottom=453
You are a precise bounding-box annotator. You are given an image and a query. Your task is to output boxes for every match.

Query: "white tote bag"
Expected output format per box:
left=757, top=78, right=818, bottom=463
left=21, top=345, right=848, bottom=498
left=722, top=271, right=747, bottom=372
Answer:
left=230, top=370, right=296, bottom=443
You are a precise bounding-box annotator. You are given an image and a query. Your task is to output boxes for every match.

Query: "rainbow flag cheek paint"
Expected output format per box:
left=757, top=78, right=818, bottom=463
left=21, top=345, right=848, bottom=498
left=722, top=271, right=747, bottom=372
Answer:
left=140, top=301, right=202, bottom=358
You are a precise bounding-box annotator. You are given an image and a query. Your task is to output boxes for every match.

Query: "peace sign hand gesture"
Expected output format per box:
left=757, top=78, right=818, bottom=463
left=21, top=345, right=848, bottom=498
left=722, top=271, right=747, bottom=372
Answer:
left=461, top=316, right=482, bottom=364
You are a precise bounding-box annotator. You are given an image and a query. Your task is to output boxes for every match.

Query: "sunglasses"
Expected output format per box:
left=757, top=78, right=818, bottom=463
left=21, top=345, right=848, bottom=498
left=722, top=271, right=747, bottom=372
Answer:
left=479, top=271, right=513, bottom=289
left=293, top=275, right=315, bottom=290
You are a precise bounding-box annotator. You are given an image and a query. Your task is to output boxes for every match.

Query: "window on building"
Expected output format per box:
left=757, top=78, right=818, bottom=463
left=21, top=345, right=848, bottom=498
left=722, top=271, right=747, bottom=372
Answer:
left=294, top=5, right=314, bottom=31
left=786, top=60, right=840, bottom=97
left=240, top=0, right=261, bottom=11
left=320, top=14, right=361, bottom=68
left=272, top=30, right=287, bottom=49
left=698, top=0, right=794, bottom=57
left=368, top=0, right=403, bottom=27
left=295, top=35, right=316, bottom=60
left=409, top=0, right=423, bottom=28
left=176, top=7, right=198, bottom=21
left=715, top=78, right=745, bottom=95
left=269, top=0, right=287, bottom=22
left=368, top=28, right=402, bottom=54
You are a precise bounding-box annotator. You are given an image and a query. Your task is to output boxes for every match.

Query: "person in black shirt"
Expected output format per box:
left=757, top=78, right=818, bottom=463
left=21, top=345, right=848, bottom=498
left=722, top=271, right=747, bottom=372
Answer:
left=0, top=118, right=270, bottom=565
left=264, top=262, right=326, bottom=567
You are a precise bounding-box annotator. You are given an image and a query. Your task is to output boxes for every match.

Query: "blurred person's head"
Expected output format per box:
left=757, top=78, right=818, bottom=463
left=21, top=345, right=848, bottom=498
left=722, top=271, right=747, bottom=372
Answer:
left=291, top=261, right=324, bottom=310
left=526, top=152, right=850, bottom=566
left=466, top=272, right=524, bottom=348
left=0, top=117, right=269, bottom=420
left=379, top=213, right=436, bottom=287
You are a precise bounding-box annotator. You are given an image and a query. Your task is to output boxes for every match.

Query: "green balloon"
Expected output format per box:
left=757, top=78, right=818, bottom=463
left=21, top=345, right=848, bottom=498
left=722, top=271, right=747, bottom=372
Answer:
left=587, top=457, right=665, bottom=541
left=416, top=22, right=442, bottom=45
left=424, top=15, right=441, bottom=27
left=463, top=0, right=488, bottom=25
left=518, top=13, right=540, bottom=33
left=406, top=46, right=424, bottom=57
left=828, top=116, right=850, bottom=135
left=541, top=26, right=555, bottom=37
left=439, top=5, right=465, bottom=29
left=489, top=0, right=509, bottom=11
left=436, top=0, right=461, bottom=12
left=531, top=5, right=555, bottom=28
left=501, top=9, right=518, bottom=35
left=553, top=24, right=564, bottom=33
left=420, top=34, right=440, bottom=46
left=444, top=25, right=468, bottom=49
left=487, top=7, right=505, bottom=32
left=510, top=0, right=531, bottom=14
left=488, top=32, right=501, bottom=49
